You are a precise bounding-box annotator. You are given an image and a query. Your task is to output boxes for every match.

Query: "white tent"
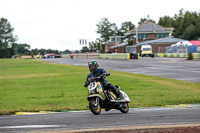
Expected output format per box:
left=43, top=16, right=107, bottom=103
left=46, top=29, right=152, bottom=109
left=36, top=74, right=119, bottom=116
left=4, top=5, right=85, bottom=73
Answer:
left=174, top=41, right=194, bottom=46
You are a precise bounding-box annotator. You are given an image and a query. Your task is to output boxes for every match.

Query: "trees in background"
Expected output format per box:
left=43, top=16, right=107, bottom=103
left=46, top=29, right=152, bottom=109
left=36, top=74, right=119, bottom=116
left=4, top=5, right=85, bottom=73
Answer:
left=158, top=9, right=200, bottom=40
left=0, top=18, right=18, bottom=58
left=81, top=46, right=89, bottom=52
left=120, top=21, right=135, bottom=32
left=63, top=49, right=71, bottom=54
left=118, top=21, right=135, bottom=36
left=96, top=9, right=200, bottom=45
left=17, top=43, right=31, bottom=55
left=96, top=18, right=119, bottom=42
left=95, top=17, right=155, bottom=44
left=0, top=18, right=65, bottom=57
left=0, top=18, right=68, bottom=57
left=138, top=15, right=156, bottom=25
left=31, top=48, right=61, bottom=55
left=1, top=9, right=200, bottom=58
left=96, top=18, right=135, bottom=42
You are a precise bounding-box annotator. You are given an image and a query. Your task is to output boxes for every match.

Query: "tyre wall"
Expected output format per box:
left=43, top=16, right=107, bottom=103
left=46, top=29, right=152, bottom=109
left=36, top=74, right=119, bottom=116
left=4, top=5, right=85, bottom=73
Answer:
left=155, top=53, right=200, bottom=60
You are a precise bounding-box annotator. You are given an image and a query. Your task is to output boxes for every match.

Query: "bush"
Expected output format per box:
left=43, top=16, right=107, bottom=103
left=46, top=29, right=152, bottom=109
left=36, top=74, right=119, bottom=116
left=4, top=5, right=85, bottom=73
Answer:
left=31, top=52, right=34, bottom=59
left=12, top=54, right=21, bottom=59
left=128, top=40, right=133, bottom=46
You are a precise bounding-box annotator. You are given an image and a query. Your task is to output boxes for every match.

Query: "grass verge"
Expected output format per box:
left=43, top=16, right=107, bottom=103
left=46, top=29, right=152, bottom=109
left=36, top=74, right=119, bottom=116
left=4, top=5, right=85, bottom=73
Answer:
left=0, top=59, right=200, bottom=115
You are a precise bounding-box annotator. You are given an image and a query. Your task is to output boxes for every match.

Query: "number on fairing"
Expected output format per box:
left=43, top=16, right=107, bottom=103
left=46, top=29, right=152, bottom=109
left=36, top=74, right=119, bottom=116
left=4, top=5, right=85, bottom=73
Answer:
left=88, top=82, right=97, bottom=91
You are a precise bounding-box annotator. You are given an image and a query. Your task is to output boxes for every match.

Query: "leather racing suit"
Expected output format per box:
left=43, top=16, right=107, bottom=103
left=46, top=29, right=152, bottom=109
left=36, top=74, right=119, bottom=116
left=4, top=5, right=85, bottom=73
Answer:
left=84, top=68, right=119, bottom=96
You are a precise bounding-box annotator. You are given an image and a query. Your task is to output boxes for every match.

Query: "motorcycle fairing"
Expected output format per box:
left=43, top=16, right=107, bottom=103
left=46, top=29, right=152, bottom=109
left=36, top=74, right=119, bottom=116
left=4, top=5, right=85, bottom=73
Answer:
left=119, top=90, right=131, bottom=102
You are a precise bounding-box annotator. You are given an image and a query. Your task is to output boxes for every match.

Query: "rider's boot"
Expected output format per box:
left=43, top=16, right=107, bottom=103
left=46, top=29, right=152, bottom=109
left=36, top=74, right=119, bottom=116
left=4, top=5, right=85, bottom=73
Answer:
left=114, top=87, right=121, bottom=100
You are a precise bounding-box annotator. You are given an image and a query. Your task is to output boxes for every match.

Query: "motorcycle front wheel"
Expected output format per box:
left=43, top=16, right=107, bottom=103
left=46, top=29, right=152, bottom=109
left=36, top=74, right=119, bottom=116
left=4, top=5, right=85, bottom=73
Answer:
left=120, top=103, right=129, bottom=113
left=89, top=98, right=101, bottom=115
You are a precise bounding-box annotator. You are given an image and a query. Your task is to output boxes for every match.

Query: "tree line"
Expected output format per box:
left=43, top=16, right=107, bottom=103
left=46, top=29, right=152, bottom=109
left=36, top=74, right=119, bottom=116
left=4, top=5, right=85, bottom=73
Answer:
left=1, top=9, right=200, bottom=58
left=0, top=18, right=70, bottom=58
left=96, top=9, right=200, bottom=42
left=158, top=9, right=200, bottom=40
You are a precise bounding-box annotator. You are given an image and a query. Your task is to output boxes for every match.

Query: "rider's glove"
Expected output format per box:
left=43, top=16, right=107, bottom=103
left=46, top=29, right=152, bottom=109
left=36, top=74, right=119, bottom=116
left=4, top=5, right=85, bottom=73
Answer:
left=102, top=73, right=106, bottom=77
left=84, top=80, right=89, bottom=87
left=84, top=77, right=92, bottom=87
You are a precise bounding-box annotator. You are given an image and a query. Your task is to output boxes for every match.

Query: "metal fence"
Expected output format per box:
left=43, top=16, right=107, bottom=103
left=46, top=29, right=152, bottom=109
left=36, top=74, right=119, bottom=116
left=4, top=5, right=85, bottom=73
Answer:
left=126, top=46, right=136, bottom=53
left=62, top=53, right=131, bottom=60
left=62, top=53, right=99, bottom=58
left=158, top=46, right=199, bottom=53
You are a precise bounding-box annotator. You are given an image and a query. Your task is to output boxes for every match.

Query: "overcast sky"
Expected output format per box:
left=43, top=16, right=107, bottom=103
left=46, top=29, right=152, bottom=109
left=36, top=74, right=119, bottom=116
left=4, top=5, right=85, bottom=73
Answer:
left=0, top=0, right=199, bottom=51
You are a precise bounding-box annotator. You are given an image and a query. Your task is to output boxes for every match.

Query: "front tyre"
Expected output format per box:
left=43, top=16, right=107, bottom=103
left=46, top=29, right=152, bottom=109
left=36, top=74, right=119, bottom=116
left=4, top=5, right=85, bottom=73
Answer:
left=89, top=98, right=101, bottom=115
left=120, top=103, right=129, bottom=113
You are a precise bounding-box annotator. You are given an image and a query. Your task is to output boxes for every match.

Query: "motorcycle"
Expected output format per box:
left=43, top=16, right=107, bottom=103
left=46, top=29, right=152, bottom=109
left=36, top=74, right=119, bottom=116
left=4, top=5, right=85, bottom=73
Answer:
left=86, top=74, right=130, bottom=115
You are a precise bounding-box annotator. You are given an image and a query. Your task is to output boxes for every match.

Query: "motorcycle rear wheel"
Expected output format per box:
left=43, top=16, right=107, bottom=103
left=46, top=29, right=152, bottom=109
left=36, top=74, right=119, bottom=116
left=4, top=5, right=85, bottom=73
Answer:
left=89, top=98, right=101, bottom=115
left=120, top=103, right=129, bottom=113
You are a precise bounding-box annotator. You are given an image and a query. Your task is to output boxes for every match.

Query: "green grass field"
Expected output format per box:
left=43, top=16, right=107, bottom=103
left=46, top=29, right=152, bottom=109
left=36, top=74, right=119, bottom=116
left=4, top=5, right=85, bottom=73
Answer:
left=0, top=59, right=200, bottom=115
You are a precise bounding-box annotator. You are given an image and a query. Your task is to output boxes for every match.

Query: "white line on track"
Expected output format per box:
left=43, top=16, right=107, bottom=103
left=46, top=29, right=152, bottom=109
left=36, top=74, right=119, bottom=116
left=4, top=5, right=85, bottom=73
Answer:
left=0, top=125, right=62, bottom=129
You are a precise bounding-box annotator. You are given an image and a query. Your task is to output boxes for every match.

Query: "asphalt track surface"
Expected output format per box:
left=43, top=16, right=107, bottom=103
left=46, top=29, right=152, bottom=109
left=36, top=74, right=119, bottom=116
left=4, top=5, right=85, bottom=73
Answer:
left=40, top=57, right=200, bottom=83
left=0, top=107, right=200, bottom=132
left=1, top=57, right=199, bottom=132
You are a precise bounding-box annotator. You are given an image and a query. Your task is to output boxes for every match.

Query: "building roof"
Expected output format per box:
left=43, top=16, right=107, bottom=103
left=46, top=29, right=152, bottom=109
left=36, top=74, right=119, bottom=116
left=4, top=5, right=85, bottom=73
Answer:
left=109, top=42, right=127, bottom=49
left=132, top=22, right=173, bottom=33
left=135, top=37, right=187, bottom=47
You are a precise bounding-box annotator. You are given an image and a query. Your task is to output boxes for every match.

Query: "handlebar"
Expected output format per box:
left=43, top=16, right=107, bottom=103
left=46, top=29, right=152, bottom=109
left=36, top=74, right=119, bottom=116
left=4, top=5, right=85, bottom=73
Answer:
left=89, top=74, right=105, bottom=83
left=84, top=74, right=105, bottom=87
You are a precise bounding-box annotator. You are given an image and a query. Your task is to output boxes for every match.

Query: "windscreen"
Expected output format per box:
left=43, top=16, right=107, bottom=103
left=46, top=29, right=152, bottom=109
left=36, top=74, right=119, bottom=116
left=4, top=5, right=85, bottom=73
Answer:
left=143, top=48, right=151, bottom=51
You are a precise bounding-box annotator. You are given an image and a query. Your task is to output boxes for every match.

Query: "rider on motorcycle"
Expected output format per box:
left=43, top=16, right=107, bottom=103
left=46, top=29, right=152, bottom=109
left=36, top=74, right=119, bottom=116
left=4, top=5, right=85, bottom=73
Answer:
left=84, top=60, right=121, bottom=99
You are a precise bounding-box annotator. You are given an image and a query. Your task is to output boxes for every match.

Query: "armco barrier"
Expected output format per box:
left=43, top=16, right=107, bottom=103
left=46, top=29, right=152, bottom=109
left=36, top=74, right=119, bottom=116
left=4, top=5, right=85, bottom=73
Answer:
left=21, top=55, right=43, bottom=59
left=192, top=53, right=200, bottom=60
left=155, top=53, right=200, bottom=60
left=62, top=54, right=70, bottom=58
left=99, top=53, right=130, bottom=60
left=155, top=53, right=187, bottom=58
left=62, top=53, right=99, bottom=58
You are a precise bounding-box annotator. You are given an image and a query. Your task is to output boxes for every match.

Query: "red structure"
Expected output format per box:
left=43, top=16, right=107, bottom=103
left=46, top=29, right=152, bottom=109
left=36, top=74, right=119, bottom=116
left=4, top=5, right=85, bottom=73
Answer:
left=190, top=40, right=200, bottom=46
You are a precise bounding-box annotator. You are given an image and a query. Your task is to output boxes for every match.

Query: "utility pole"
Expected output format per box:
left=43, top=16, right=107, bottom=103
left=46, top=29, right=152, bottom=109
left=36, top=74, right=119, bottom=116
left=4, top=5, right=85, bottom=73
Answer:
left=136, top=25, right=138, bottom=44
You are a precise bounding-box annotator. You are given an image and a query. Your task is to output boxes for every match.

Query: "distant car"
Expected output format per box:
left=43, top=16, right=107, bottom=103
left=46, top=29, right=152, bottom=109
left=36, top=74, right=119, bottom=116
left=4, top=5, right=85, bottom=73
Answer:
left=46, top=53, right=61, bottom=58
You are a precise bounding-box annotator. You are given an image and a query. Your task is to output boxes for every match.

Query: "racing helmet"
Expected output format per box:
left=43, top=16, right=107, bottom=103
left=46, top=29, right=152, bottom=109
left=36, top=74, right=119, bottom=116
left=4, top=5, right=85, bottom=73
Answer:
left=88, top=61, right=99, bottom=73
